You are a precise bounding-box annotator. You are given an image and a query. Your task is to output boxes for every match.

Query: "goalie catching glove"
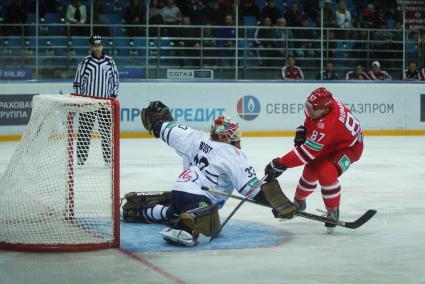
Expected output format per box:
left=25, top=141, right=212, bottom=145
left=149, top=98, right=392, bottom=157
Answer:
left=141, top=101, right=174, bottom=138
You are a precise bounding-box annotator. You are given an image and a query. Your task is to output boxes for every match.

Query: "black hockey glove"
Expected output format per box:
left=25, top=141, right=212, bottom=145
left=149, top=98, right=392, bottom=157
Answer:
left=141, top=101, right=174, bottom=138
left=264, top=158, right=287, bottom=183
left=294, top=125, right=306, bottom=147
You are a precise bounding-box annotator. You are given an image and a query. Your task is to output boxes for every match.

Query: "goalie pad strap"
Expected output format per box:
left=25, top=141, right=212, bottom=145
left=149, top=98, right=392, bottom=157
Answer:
left=177, top=204, right=221, bottom=240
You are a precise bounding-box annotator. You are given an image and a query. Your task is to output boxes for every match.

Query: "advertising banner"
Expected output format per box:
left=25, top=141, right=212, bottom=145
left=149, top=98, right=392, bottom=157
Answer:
left=0, top=81, right=424, bottom=136
left=0, top=69, right=32, bottom=80
left=0, top=94, right=35, bottom=126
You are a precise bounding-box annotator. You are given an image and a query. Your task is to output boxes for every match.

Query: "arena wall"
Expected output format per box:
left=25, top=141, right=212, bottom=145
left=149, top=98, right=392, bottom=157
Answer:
left=0, top=81, right=424, bottom=141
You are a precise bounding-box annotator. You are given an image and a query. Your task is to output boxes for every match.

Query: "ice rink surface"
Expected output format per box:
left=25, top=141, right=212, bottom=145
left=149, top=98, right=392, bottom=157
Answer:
left=1, top=136, right=425, bottom=284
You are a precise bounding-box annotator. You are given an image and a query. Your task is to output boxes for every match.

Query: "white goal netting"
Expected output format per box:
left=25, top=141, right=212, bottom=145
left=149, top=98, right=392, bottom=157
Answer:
left=0, top=94, right=120, bottom=251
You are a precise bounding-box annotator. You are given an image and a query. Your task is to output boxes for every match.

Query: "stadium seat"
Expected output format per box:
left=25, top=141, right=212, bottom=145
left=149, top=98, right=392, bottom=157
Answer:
left=103, top=2, right=116, bottom=14
left=106, top=14, right=122, bottom=24
left=43, top=13, right=60, bottom=23
left=3, top=37, right=24, bottom=57
left=50, top=37, right=68, bottom=56
left=71, top=37, right=88, bottom=47
left=5, top=37, right=24, bottom=47
left=112, top=38, right=130, bottom=56
left=133, top=38, right=146, bottom=47
left=243, top=16, right=258, bottom=26
left=27, top=13, right=37, bottom=23
left=387, top=19, right=395, bottom=29
left=71, top=37, right=89, bottom=56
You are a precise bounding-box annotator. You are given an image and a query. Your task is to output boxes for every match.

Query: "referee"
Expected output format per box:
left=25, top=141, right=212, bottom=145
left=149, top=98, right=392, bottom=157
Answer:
left=73, top=35, right=119, bottom=166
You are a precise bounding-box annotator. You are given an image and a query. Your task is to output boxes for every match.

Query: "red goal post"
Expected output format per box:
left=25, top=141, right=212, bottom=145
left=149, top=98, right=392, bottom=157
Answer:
left=0, top=94, right=120, bottom=251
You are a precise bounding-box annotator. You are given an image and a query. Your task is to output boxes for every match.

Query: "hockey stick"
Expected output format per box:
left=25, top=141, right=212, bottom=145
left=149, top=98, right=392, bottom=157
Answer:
left=209, top=175, right=268, bottom=241
left=207, top=188, right=377, bottom=229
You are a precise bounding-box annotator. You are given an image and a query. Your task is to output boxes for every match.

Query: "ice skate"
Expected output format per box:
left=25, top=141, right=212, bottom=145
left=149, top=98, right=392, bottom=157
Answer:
left=325, top=208, right=339, bottom=234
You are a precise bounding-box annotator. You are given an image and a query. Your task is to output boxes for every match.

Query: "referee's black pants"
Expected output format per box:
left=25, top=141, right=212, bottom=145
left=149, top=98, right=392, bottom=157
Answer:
left=76, top=108, right=112, bottom=165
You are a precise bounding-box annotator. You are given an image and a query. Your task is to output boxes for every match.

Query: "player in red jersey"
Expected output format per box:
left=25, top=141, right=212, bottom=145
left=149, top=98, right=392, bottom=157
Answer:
left=264, top=87, right=364, bottom=233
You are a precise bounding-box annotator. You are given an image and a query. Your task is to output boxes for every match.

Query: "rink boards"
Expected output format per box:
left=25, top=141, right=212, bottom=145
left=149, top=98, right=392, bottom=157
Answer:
left=0, top=81, right=424, bottom=140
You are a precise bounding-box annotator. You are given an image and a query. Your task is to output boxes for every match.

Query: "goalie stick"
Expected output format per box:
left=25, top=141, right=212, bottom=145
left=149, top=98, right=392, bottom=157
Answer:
left=208, top=175, right=268, bottom=241
left=207, top=188, right=377, bottom=229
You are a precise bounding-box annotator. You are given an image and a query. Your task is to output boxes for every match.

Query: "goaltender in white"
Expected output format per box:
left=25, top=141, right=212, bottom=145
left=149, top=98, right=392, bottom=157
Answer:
left=122, top=101, right=294, bottom=246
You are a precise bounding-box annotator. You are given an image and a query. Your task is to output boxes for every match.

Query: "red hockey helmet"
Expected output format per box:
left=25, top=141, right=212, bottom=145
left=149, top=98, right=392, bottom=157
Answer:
left=305, top=87, right=334, bottom=118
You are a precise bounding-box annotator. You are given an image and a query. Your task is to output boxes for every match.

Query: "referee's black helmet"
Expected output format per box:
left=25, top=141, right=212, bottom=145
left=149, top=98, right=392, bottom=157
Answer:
left=89, top=35, right=103, bottom=46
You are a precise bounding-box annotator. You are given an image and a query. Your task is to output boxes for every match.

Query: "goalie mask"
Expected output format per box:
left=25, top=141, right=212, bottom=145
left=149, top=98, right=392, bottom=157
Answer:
left=210, top=115, right=241, bottom=147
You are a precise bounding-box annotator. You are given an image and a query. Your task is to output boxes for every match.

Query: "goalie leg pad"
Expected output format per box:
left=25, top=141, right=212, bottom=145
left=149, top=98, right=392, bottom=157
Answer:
left=122, top=191, right=171, bottom=223
left=260, top=180, right=296, bottom=219
left=175, top=204, right=221, bottom=242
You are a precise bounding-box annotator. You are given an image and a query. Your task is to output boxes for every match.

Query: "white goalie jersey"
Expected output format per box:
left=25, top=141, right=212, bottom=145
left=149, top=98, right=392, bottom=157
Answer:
left=159, top=121, right=261, bottom=206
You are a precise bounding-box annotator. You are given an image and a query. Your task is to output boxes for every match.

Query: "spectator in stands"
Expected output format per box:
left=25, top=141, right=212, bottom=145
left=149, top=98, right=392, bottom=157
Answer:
left=376, top=8, right=387, bottom=28
left=26, top=0, right=46, bottom=18
left=346, top=64, right=370, bottom=80
left=181, top=0, right=207, bottom=25
left=216, top=14, right=236, bottom=48
left=403, top=61, right=425, bottom=81
left=254, top=17, right=275, bottom=66
left=350, top=30, right=368, bottom=67
left=160, top=0, right=181, bottom=37
left=285, top=2, right=301, bottom=27
left=367, top=61, right=392, bottom=80
left=372, top=21, right=396, bottom=62
left=293, top=16, right=316, bottom=58
left=336, top=0, right=352, bottom=27
left=316, top=61, right=339, bottom=80
left=161, top=0, right=181, bottom=25
left=3, top=0, right=27, bottom=36
left=215, top=14, right=237, bottom=66
left=301, top=0, right=320, bottom=24
left=219, top=0, right=235, bottom=17
left=272, top=17, right=294, bottom=60
left=335, top=0, right=352, bottom=40
left=421, top=68, right=425, bottom=81
left=359, top=3, right=377, bottom=28
left=205, top=1, right=225, bottom=25
left=260, top=0, right=281, bottom=25
left=175, top=16, right=201, bottom=67
left=239, top=0, right=260, bottom=23
left=93, top=0, right=110, bottom=37
left=202, top=26, right=218, bottom=66
left=323, top=0, right=337, bottom=28
left=65, top=0, right=87, bottom=36
left=281, top=55, right=304, bottom=80
left=373, top=0, right=398, bottom=21
left=124, top=0, right=146, bottom=37
left=149, top=0, right=164, bottom=25
left=325, top=30, right=336, bottom=59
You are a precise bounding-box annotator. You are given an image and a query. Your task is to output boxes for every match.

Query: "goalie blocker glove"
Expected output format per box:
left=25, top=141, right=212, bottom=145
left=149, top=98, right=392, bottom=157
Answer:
left=264, top=158, right=287, bottom=183
left=141, top=101, right=174, bottom=138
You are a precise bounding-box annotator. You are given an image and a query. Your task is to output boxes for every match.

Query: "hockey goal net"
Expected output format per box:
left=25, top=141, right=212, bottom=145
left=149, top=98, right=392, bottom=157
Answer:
left=0, top=94, right=120, bottom=251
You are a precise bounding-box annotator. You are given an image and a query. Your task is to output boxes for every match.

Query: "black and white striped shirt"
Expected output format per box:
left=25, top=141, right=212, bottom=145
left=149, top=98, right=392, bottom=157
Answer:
left=73, top=54, right=119, bottom=98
